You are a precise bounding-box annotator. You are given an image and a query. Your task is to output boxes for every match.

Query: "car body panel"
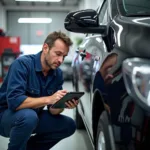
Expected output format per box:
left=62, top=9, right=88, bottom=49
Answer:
left=65, top=0, right=150, bottom=149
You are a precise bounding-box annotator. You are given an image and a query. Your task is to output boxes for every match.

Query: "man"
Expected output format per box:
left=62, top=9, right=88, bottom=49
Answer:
left=0, top=31, right=78, bottom=150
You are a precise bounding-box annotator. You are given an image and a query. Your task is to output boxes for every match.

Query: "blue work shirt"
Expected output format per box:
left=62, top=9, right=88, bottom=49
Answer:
left=0, top=51, right=63, bottom=114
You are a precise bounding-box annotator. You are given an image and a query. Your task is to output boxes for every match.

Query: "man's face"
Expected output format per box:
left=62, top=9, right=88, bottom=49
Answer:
left=43, top=39, right=69, bottom=70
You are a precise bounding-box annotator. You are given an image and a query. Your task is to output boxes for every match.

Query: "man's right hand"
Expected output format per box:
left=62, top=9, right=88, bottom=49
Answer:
left=48, top=90, right=67, bottom=104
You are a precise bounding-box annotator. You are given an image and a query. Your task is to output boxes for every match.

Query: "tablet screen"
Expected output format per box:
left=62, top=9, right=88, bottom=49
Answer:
left=51, top=92, right=84, bottom=109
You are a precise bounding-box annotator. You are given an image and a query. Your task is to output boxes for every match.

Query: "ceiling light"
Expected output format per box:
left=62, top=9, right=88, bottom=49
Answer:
left=18, top=18, right=52, bottom=23
left=15, top=0, right=61, bottom=2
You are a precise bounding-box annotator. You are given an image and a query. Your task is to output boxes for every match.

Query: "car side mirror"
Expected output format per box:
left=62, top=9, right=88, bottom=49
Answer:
left=64, top=9, right=107, bottom=34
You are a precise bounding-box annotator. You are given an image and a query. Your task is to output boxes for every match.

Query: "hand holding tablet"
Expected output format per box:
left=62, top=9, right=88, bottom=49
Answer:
left=51, top=92, right=84, bottom=109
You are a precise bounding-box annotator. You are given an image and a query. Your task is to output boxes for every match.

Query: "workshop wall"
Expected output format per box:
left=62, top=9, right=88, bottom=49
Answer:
left=7, top=11, right=68, bottom=45
left=0, top=3, right=6, bottom=32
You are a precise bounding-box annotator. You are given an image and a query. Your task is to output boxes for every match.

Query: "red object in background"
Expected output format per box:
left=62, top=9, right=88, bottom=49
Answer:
left=0, top=36, right=21, bottom=83
left=0, top=36, right=20, bottom=56
left=36, top=30, right=43, bottom=36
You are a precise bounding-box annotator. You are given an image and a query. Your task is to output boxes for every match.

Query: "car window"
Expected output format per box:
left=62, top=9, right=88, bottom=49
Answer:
left=97, top=0, right=105, bottom=13
left=118, top=0, right=150, bottom=16
left=99, top=1, right=108, bottom=25
left=111, top=0, right=118, bottom=17
left=102, top=9, right=108, bottom=25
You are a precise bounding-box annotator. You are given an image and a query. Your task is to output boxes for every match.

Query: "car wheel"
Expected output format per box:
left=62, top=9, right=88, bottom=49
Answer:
left=96, top=111, right=112, bottom=150
left=74, top=107, right=85, bottom=129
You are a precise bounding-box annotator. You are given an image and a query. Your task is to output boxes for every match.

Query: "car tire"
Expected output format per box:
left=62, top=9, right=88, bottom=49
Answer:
left=96, top=111, right=112, bottom=150
left=74, top=107, right=85, bottom=129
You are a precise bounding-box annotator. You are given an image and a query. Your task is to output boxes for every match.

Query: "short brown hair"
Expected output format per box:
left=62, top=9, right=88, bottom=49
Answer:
left=44, top=31, right=73, bottom=49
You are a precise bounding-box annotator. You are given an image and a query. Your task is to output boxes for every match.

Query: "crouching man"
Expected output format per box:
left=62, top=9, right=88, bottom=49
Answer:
left=0, top=31, right=78, bottom=150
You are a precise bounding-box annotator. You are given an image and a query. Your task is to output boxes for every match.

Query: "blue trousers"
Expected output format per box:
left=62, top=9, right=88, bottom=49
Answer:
left=0, top=109, right=76, bottom=150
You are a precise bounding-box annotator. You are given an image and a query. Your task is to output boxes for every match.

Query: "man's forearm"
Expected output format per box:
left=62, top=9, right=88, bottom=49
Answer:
left=16, top=96, right=51, bottom=110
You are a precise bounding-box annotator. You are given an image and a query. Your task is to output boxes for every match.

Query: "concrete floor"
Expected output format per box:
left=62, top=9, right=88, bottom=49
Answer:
left=0, top=81, right=94, bottom=150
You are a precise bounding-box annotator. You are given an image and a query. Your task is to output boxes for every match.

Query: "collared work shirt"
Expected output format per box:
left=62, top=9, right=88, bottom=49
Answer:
left=0, top=51, right=63, bottom=112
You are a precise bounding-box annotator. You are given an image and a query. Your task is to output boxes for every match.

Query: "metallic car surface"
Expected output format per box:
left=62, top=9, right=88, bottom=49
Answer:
left=65, top=0, right=150, bottom=149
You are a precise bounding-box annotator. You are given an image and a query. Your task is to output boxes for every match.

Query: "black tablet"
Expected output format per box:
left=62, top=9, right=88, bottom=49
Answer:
left=51, top=92, right=84, bottom=109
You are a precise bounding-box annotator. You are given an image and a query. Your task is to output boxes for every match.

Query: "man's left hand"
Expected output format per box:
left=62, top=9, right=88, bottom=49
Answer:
left=65, top=99, right=79, bottom=109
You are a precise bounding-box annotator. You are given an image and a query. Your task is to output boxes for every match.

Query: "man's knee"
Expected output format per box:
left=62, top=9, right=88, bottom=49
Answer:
left=14, top=109, right=39, bottom=130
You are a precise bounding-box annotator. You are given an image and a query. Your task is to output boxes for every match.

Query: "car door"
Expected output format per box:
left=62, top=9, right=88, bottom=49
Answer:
left=77, top=35, right=96, bottom=135
left=77, top=0, right=109, bottom=137
left=91, top=0, right=110, bottom=102
left=71, top=48, right=80, bottom=92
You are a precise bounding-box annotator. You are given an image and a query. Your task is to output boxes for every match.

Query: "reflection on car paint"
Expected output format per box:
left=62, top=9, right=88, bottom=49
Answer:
left=64, top=0, right=150, bottom=149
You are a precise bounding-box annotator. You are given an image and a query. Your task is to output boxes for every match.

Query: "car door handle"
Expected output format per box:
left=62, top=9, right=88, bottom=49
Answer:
left=80, top=49, right=86, bottom=60
left=75, top=49, right=79, bottom=53
left=94, top=56, right=100, bottom=61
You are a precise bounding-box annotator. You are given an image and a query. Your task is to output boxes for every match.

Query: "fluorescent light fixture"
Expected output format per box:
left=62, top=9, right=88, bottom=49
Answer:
left=16, top=0, right=61, bottom=2
left=18, top=18, right=52, bottom=23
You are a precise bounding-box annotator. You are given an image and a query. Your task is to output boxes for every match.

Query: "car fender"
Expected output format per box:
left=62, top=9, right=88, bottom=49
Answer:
left=92, top=89, right=111, bottom=143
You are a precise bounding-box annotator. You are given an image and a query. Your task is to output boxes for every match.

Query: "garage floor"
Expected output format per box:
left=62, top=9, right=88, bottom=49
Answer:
left=0, top=81, right=94, bottom=150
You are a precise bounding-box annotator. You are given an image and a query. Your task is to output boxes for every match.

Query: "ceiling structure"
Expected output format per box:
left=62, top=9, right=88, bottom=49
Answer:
left=0, top=0, right=82, bottom=11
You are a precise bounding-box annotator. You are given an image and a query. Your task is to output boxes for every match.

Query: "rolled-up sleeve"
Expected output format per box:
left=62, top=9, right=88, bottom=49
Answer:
left=6, top=59, right=28, bottom=111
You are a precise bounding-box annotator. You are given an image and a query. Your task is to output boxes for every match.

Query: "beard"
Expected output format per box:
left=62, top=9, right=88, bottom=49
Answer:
left=44, top=57, right=52, bottom=69
left=44, top=57, right=59, bottom=70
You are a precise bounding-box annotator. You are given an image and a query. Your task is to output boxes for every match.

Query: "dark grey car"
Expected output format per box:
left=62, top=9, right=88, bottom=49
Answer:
left=64, top=0, right=150, bottom=150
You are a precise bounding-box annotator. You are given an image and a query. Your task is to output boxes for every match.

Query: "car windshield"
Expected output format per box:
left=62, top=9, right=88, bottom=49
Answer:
left=118, top=0, right=150, bottom=16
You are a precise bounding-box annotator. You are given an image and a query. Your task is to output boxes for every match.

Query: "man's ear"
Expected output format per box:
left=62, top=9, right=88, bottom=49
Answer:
left=43, top=43, right=49, bottom=53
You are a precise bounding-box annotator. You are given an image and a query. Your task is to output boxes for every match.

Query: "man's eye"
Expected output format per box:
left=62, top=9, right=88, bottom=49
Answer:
left=56, top=53, right=61, bottom=56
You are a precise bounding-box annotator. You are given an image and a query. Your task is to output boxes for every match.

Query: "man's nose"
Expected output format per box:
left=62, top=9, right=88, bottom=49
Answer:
left=58, top=56, right=63, bottom=64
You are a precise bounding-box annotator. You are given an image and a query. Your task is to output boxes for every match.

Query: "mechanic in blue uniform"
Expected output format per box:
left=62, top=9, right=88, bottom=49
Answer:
left=0, top=31, right=78, bottom=150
